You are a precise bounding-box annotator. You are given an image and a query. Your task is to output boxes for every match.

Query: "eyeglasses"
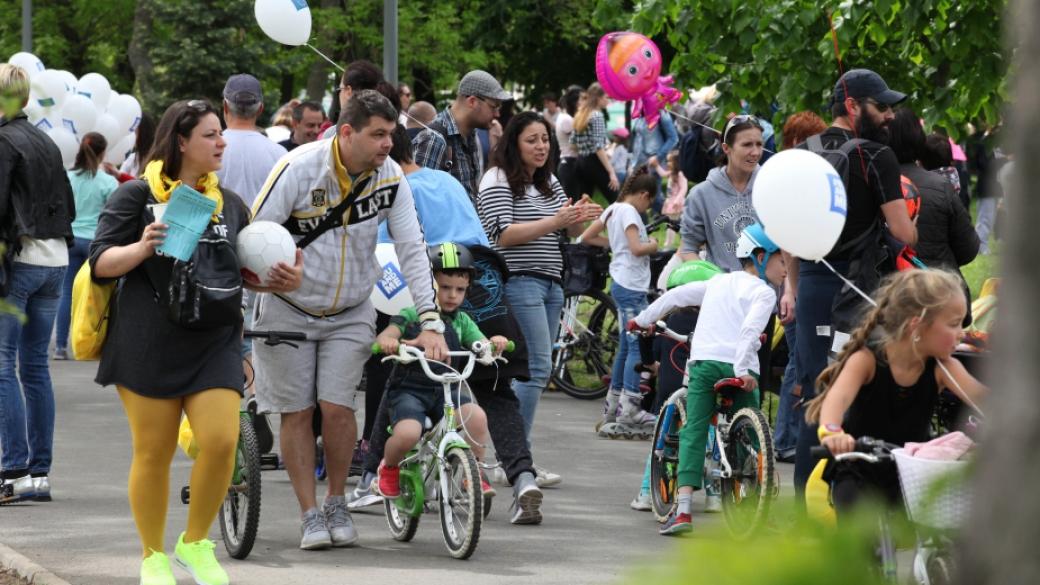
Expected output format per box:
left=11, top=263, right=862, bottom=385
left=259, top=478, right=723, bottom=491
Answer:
left=862, top=98, right=892, bottom=113
left=722, top=114, right=762, bottom=144
left=475, top=96, right=502, bottom=112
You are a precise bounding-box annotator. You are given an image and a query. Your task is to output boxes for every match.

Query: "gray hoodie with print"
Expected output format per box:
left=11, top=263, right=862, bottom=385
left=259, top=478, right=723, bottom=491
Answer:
left=679, top=165, right=761, bottom=272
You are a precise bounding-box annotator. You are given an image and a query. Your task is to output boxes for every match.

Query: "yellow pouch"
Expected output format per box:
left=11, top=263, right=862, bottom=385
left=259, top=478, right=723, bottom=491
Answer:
left=178, top=417, right=200, bottom=460
left=70, top=263, right=115, bottom=360
left=805, top=459, right=836, bottom=526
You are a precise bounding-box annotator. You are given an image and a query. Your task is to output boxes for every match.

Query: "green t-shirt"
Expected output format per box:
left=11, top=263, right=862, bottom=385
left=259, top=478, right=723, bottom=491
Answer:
left=391, top=306, right=486, bottom=350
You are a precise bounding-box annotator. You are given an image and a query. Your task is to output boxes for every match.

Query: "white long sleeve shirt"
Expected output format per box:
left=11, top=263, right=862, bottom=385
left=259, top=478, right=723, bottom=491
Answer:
left=634, top=271, right=776, bottom=376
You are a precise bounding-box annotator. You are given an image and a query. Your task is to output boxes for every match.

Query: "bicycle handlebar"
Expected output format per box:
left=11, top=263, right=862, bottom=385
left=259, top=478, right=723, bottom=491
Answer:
left=371, top=341, right=511, bottom=382
left=810, top=436, right=900, bottom=463
left=243, top=330, right=307, bottom=347
left=645, top=216, right=681, bottom=233
left=652, top=320, right=689, bottom=344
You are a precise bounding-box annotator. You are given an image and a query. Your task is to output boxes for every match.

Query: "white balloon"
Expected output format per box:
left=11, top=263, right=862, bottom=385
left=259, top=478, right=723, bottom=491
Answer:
left=370, top=243, right=415, bottom=316
left=29, top=70, right=69, bottom=110
left=55, top=70, right=78, bottom=95
left=61, top=94, right=98, bottom=137
left=94, top=113, right=122, bottom=145
left=107, top=93, right=142, bottom=136
left=77, top=73, right=112, bottom=111
left=8, top=52, right=45, bottom=78
left=32, top=108, right=62, bottom=133
left=104, top=133, right=135, bottom=166
left=752, top=149, right=848, bottom=261
left=46, top=127, right=79, bottom=169
left=255, top=0, right=312, bottom=46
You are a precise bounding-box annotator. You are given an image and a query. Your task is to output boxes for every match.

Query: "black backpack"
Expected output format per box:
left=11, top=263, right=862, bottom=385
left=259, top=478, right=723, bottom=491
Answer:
left=678, top=125, right=721, bottom=183
left=803, top=135, right=894, bottom=336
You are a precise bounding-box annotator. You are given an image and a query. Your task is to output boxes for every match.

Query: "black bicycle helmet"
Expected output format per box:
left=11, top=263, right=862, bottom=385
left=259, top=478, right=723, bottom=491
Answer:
left=428, top=242, right=476, bottom=275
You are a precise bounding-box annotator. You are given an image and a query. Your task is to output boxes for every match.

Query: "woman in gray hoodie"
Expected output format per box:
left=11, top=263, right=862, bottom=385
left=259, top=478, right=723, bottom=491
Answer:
left=679, top=115, right=764, bottom=272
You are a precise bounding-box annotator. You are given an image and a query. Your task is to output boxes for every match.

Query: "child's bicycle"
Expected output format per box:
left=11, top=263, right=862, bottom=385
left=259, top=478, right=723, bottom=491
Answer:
left=179, top=329, right=307, bottom=560
left=812, top=437, right=970, bottom=585
left=372, top=340, right=510, bottom=559
left=646, top=320, right=777, bottom=538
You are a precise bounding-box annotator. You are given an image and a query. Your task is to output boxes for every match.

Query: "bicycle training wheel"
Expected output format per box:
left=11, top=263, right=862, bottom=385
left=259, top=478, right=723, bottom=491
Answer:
left=438, top=447, right=483, bottom=559
left=720, top=407, right=775, bottom=539
left=551, top=289, right=618, bottom=400
left=649, top=390, right=686, bottom=522
left=220, top=413, right=262, bottom=559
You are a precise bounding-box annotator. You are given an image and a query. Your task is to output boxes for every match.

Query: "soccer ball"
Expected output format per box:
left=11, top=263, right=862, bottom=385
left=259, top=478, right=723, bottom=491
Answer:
left=236, top=221, right=296, bottom=286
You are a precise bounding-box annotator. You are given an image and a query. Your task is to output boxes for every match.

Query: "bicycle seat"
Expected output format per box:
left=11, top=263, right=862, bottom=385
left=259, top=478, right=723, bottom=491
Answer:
left=713, top=378, right=747, bottom=393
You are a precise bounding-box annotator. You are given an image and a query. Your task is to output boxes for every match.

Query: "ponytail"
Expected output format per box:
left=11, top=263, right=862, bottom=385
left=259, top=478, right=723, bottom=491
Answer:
left=72, top=132, right=107, bottom=178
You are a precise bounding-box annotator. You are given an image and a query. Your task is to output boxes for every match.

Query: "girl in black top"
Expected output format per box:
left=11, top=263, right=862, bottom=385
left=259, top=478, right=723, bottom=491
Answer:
left=90, top=100, right=302, bottom=585
left=805, top=270, right=987, bottom=514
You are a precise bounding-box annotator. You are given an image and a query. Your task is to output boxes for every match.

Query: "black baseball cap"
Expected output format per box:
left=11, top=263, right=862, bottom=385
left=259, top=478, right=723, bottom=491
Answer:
left=832, top=69, right=907, bottom=106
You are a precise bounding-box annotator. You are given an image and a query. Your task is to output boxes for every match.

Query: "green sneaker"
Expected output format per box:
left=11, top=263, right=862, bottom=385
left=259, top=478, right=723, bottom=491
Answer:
left=140, top=550, right=176, bottom=585
left=174, top=532, right=229, bottom=585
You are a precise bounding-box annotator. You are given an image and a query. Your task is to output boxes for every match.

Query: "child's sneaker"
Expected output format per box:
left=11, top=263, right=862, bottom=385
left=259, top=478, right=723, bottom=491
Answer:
left=376, top=461, right=400, bottom=498
left=659, top=511, right=693, bottom=536
left=630, top=490, right=652, bottom=511
left=480, top=473, right=497, bottom=498
left=174, top=532, right=229, bottom=585
left=595, top=390, right=622, bottom=432
left=140, top=550, right=176, bottom=585
left=705, top=480, right=722, bottom=513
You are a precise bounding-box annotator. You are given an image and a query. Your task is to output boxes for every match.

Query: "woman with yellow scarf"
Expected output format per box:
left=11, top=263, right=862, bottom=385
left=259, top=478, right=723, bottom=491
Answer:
left=89, top=99, right=303, bottom=585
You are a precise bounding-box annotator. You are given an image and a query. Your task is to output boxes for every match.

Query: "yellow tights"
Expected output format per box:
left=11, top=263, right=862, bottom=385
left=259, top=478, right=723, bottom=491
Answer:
left=117, top=386, right=240, bottom=557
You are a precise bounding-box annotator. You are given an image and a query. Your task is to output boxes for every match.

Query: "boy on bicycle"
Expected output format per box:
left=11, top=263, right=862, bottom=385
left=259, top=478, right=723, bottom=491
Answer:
left=374, top=243, right=508, bottom=500
left=628, top=224, right=786, bottom=535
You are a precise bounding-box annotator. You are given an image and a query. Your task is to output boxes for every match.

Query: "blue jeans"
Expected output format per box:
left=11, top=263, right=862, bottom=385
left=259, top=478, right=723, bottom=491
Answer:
left=505, top=275, right=564, bottom=448
left=609, top=282, right=648, bottom=395
left=54, top=237, right=90, bottom=352
left=0, top=262, right=65, bottom=476
left=773, top=322, right=800, bottom=453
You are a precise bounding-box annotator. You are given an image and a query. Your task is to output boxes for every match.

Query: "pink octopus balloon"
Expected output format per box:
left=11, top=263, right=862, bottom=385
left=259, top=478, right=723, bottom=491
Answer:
left=595, top=31, right=682, bottom=129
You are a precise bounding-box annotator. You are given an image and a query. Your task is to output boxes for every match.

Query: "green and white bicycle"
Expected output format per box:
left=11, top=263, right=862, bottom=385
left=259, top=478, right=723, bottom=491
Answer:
left=372, top=341, right=510, bottom=559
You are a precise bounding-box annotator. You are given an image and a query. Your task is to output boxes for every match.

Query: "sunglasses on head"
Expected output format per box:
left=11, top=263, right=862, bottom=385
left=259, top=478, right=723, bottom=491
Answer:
left=186, top=99, right=213, bottom=113
left=722, top=114, right=762, bottom=143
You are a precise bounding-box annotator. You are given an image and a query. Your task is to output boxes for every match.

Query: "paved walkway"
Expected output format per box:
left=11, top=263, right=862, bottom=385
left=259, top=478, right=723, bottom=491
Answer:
left=0, top=359, right=793, bottom=584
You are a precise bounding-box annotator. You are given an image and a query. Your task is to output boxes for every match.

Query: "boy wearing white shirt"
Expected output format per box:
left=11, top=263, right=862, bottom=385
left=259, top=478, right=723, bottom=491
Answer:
left=628, top=224, right=786, bottom=535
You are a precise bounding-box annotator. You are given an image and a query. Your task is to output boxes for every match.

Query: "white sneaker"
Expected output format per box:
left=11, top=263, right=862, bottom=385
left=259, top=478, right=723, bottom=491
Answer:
left=32, top=476, right=51, bottom=502
left=630, top=491, right=652, bottom=511
left=486, top=465, right=509, bottom=487
left=0, top=475, right=34, bottom=505
left=534, top=465, right=562, bottom=488
left=704, top=480, right=722, bottom=513
left=346, top=472, right=383, bottom=510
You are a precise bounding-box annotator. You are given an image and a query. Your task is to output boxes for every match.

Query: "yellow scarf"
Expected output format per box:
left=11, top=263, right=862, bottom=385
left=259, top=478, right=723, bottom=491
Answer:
left=143, top=160, right=223, bottom=221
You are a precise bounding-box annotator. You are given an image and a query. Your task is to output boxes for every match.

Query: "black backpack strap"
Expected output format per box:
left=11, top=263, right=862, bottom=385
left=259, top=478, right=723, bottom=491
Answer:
left=294, top=175, right=372, bottom=250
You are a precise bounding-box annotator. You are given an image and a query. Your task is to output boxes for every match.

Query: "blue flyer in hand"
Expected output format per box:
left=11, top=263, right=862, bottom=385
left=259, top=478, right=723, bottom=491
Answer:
left=157, top=184, right=217, bottom=261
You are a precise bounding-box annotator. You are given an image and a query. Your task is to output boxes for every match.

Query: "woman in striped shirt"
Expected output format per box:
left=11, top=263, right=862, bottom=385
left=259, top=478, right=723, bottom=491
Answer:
left=477, top=111, right=601, bottom=484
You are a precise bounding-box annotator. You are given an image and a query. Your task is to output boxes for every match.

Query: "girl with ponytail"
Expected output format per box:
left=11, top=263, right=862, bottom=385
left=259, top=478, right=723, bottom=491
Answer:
left=53, top=132, right=118, bottom=359
left=806, top=269, right=987, bottom=514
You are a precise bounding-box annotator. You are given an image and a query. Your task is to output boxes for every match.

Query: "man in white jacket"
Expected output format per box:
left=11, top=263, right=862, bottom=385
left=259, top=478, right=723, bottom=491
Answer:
left=251, top=90, right=446, bottom=550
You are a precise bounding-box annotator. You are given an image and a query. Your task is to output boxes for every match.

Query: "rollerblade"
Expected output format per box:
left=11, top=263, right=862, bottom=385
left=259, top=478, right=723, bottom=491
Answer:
left=599, top=394, right=656, bottom=440
left=594, top=390, right=621, bottom=433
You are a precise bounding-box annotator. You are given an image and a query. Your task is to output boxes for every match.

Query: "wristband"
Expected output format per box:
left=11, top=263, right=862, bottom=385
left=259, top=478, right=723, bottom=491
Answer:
left=418, top=310, right=439, bottom=323
left=817, top=424, right=843, bottom=441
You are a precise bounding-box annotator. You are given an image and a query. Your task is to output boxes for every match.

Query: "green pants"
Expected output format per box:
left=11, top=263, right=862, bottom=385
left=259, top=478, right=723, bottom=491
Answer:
left=677, top=360, right=760, bottom=489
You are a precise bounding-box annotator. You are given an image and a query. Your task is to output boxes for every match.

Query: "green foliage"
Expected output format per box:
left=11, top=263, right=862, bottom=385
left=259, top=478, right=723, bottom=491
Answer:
left=608, top=0, right=1009, bottom=137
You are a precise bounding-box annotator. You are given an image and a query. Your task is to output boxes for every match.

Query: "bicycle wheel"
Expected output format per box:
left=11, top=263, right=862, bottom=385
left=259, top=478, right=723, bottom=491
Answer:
left=551, top=289, right=618, bottom=400
left=219, top=414, right=261, bottom=559
left=438, top=447, right=482, bottom=559
left=720, top=407, right=775, bottom=539
left=384, top=462, right=423, bottom=542
left=649, top=390, right=686, bottom=522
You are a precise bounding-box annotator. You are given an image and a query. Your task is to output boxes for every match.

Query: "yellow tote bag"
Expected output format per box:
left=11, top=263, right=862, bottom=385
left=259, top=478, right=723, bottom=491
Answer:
left=70, top=263, right=115, bottom=360
left=178, top=417, right=200, bottom=459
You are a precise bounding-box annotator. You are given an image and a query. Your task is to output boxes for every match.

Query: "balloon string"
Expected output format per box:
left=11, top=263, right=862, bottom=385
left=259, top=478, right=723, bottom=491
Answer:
left=664, top=107, right=776, bottom=155
left=304, top=43, right=345, bottom=72
left=820, top=257, right=981, bottom=416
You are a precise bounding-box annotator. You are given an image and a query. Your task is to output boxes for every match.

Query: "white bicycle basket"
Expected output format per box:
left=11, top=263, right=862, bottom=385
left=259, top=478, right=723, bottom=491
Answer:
left=892, top=448, right=973, bottom=531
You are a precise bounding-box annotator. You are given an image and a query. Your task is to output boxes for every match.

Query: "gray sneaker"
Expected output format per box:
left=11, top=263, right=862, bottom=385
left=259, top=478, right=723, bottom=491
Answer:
left=323, top=495, right=359, bottom=547
left=347, top=471, right=383, bottom=510
left=299, top=508, right=332, bottom=550
left=510, top=471, right=543, bottom=525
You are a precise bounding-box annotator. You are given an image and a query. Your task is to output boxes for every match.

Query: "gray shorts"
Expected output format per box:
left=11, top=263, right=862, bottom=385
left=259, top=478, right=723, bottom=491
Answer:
left=252, top=293, right=375, bottom=414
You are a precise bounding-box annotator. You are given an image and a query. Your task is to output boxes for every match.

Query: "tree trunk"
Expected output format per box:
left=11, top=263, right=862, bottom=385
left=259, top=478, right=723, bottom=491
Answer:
left=956, top=0, right=1039, bottom=583
left=127, top=0, right=157, bottom=112
left=304, top=0, right=344, bottom=102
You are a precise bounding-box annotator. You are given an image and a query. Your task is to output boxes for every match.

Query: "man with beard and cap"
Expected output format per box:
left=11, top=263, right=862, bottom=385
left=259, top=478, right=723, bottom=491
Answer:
left=790, top=68, right=918, bottom=501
